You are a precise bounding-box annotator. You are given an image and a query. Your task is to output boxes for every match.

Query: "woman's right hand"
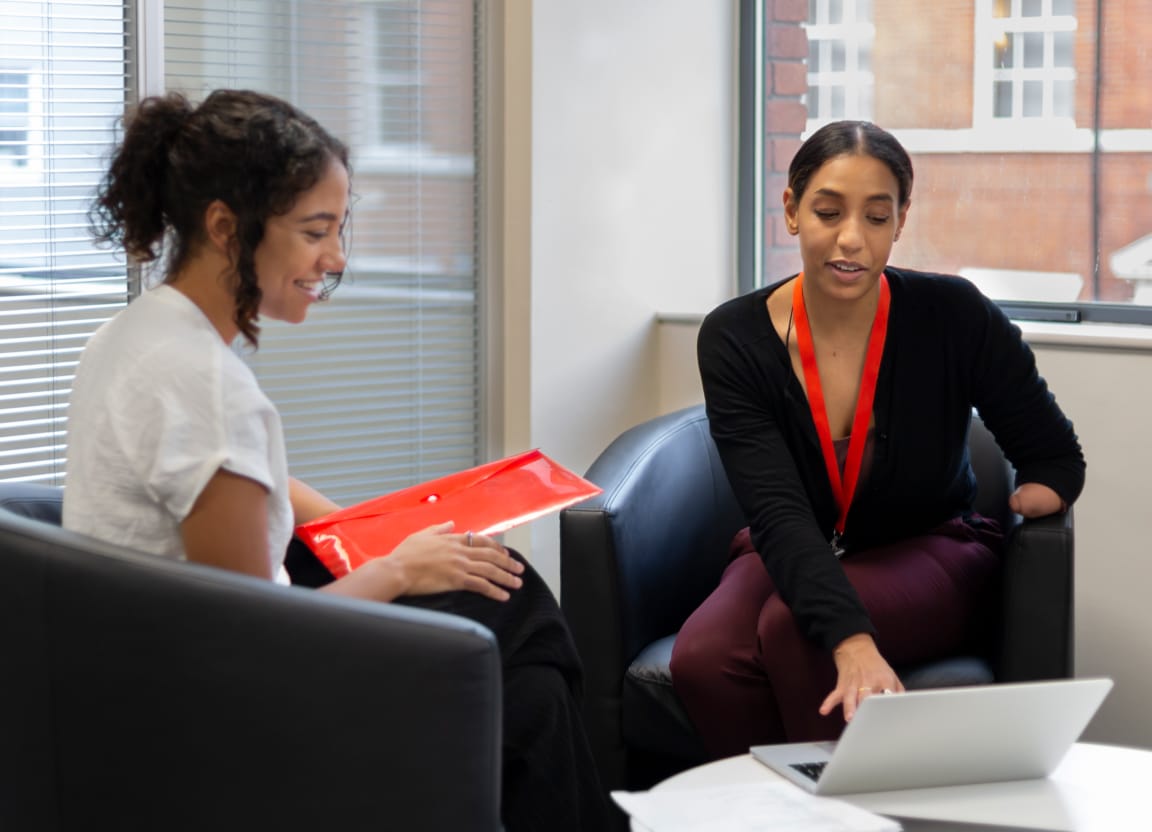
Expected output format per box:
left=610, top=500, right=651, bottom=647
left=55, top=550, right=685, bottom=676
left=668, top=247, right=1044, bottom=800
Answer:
left=323, top=521, right=525, bottom=603
left=819, top=633, right=905, bottom=723
left=387, top=521, right=525, bottom=600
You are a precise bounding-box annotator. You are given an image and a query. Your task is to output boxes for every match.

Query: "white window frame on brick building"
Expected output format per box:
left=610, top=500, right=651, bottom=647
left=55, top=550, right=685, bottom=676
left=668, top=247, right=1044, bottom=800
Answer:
left=973, top=0, right=1077, bottom=127
left=803, top=0, right=875, bottom=130
left=0, top=67, right=43, bottom=182
left=355, top=1, right=474, bottom=176
left=362, top=0, right=423, bottom=151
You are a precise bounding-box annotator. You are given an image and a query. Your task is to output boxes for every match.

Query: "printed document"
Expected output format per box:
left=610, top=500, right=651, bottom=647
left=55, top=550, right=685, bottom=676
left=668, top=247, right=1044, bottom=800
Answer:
left=612, top=781, right=901, bottom=832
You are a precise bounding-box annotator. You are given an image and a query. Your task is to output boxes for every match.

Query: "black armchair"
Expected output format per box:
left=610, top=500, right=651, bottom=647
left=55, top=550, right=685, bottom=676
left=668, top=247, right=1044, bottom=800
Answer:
left=0, top=483, right=503, bottom=832
left=560, top=404, right=1074, bottom=793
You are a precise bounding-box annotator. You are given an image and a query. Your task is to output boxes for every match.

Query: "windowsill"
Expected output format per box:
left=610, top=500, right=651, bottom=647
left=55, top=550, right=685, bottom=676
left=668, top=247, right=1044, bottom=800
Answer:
left=1016, top=319, right=1152, bottom=351
left=655, top=312, right=1152, bottom=352
left=890, top=127, right=1152, bottom=155
left=354, top=145, right=474, bottom=177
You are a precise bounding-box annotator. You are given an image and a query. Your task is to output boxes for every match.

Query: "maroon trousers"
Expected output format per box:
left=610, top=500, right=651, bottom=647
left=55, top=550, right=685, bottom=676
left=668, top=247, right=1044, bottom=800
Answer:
left=669, top=517, right=1002, bottom=759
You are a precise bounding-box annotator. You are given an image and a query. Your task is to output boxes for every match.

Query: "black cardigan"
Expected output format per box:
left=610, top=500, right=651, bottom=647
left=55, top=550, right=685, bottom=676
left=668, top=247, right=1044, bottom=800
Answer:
left=697, top=267, right=1085, bottom=651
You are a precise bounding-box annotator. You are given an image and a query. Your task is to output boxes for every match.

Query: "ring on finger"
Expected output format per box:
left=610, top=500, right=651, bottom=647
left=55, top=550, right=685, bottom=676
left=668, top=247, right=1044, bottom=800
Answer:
left=857, top=686, right=873, bottom=694
left=466, top=531, right=473, bottom=547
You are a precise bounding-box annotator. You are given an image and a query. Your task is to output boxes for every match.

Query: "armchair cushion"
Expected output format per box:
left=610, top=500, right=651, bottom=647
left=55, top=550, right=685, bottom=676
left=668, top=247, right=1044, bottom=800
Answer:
left=623, top=635, right=707, bottom=762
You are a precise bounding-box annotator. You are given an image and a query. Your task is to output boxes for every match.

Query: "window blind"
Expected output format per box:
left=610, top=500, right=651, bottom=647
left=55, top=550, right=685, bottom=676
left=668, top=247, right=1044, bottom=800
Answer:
left=0, top=0, right=129, bottom=483
left=162, top=0, right=483, bottom=505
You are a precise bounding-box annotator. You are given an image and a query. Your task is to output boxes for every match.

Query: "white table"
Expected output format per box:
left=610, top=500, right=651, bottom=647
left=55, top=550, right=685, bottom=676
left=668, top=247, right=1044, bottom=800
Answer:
left=632, top=742, right=1152, bottom=831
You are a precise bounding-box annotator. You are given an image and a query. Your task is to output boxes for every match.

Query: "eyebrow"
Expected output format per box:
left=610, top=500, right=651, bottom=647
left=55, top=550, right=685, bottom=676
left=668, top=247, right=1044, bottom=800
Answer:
left=812, top=187, right=895, bottom=204
left=297, top=211, right=342, bottom=223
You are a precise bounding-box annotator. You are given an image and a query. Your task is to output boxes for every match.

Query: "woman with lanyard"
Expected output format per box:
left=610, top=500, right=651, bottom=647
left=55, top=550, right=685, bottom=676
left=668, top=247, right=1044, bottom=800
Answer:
left=669, top=120, right=1085, bottom=759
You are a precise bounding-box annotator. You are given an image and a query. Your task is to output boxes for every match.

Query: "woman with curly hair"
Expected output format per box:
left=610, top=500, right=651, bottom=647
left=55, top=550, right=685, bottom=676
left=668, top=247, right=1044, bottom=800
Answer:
left=68, top=88, right=608, bottom=831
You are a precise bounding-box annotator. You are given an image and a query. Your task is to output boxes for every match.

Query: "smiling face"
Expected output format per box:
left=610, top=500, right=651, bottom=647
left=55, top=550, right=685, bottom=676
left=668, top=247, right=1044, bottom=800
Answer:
left=783, top=152, right=908, bottom=304
left=253, top=157, right=350, bottom=324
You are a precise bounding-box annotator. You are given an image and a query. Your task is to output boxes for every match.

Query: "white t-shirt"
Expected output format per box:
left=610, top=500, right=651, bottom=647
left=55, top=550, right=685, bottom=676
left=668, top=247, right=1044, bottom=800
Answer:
left=63, top=285, right=293, bottom=584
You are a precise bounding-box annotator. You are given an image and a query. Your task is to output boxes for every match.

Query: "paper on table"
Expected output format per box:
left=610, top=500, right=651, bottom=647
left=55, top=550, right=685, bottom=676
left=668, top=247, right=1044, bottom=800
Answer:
left=612, top=781, right=901, bottom=832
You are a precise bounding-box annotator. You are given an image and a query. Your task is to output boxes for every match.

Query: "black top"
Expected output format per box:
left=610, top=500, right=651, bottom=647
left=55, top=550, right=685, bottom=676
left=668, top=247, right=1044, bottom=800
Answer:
left=697, top=267, right=1086, bottom=651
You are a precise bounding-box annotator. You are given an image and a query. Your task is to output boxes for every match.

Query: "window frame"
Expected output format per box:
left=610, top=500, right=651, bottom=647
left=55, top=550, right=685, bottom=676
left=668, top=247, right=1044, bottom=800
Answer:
left=803, top=0, right=875, bottom=130
left=973, top=0, right=1078, bottom=128
left=0, top=66, right=43, bottom=182
left=360, top=0, right=426, bottom=153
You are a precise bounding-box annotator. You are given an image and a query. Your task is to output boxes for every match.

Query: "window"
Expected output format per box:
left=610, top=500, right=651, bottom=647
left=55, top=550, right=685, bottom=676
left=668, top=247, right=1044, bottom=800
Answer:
left=804, top=0, right=875, bottom=128
left=0, top=0, right=129, bottom=483
left=0, top=0, right=484, bottom=499
left=366, top=0, right=423, bottom=147
left=169, top=0, right=483, bottom=504
left=976, top=0, right=1078, bottom=123
left=0, top=71, right=32, bottom=170
left=750, top=0, right=1152, bottom=322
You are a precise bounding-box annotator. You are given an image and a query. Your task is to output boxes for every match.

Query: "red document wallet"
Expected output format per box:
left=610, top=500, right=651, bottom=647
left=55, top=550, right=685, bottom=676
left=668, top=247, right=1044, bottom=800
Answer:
left=294, top=449, right=603, bottom=578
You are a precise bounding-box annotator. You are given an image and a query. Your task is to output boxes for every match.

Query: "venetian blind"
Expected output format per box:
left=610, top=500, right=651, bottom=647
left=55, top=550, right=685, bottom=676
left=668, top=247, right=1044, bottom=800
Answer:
left=0, top=0, right=130, bottom=484
left=161, top=0, right=482, bottom=505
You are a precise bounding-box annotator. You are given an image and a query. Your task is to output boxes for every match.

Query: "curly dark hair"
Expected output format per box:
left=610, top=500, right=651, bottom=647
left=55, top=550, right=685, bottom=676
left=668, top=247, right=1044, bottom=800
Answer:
left=89, top=89, right=350, bottom=346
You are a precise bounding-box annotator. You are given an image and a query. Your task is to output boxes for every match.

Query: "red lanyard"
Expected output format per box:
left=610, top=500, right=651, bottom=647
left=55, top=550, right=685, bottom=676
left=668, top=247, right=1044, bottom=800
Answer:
left=792, top=272, right=891, bottom=553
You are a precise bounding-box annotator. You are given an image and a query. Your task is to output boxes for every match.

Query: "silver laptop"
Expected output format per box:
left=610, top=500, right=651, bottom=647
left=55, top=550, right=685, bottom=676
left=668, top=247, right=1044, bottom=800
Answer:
left=751, top=677, right=1112, bottom=796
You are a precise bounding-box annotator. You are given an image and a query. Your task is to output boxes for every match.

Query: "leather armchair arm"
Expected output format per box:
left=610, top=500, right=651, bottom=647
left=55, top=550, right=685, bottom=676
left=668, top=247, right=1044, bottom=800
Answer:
left=561, top=406, right=743, bottom=675
left=997, top=506, right=1075, bottom=681
left=0, top=489, right=504, bottom=831
left=560, top=405, right=745, bottom=787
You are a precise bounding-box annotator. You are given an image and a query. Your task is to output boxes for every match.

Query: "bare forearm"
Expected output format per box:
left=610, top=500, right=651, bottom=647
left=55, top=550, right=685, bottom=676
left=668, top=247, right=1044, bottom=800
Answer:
left=289, top=476, right=342, bottom=525
left=318, top=557, right=411, bottom=603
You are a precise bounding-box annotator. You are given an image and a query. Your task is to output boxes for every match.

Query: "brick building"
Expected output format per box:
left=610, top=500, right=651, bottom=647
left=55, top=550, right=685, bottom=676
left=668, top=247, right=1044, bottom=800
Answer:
left=763, top=0, right=1152, bottom=303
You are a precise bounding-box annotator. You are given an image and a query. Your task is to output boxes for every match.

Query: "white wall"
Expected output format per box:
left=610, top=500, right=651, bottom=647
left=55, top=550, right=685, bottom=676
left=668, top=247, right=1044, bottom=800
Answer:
left=522, top=0, right=736, bottom=588
left=1026, top=334, right=1152, bottom=750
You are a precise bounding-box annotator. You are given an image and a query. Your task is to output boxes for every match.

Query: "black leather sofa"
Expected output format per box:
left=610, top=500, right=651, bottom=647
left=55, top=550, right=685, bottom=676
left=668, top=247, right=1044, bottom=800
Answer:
left=0, top=483, right=503, bottom=832
left=561, top=404, right=1075, bottom=795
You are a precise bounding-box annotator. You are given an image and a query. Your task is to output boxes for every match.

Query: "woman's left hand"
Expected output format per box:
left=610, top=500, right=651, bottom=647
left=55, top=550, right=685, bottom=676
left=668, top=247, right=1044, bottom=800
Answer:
left=1008, top=482, right=1065, bottom=518
left=820, top=633, right=905, bottom=723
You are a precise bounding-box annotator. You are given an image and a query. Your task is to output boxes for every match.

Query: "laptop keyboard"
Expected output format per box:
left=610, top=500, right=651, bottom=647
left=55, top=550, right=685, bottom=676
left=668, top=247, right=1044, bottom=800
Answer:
left=790, top=761, right=827, bottom=782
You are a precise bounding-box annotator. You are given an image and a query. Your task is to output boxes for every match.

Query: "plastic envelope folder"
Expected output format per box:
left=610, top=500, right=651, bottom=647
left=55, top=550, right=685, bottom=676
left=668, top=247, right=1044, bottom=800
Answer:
left=295, top=449, right=603, bottom=578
